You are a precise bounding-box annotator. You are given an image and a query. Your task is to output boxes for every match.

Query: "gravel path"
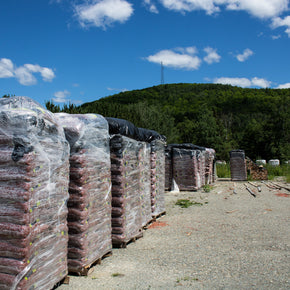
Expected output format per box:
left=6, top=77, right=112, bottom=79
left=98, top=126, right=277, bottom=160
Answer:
left=58, top=179, right=290, bottom=289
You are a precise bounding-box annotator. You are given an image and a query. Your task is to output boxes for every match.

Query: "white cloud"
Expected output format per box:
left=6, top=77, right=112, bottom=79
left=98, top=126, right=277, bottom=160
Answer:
left=107, top=87, right=128, bottom=92
left=143, top=0, right=159, bottom=13
left=214, top=77, right=252, bottom=87
left=251, top=77, right=271, bottom=87
left=74, top=0, right=134, bottom=29
left=0, top=58, right=55, bottom=86
left=0, top=58, right=14, bottom=78
left=14, top=67, right=37, bottom=86
left=276, top=82, right=290, bottom=88
left=72, top=99, right=84, bottom=105
left=24, top=64, right=55, bottom=82
left=203, top=47, right=221, bottom=64
left=53, top=90, right=71, bottom=103
left=175, top=46, right=198, bottom=54
left=272, top=16, right=290, bottom=37
left=146, top=47, right=202, bottom=70
left=159, top=0, right=288, bottom=18
left=224, top=0, right=288, bottom=19
left=271, top=34, right=281, bottom=39
left=214, top=77, right=271, bottom=88
left=236, top=48, right=254, bottom=62
left=160, top=0, right=220, bottom=15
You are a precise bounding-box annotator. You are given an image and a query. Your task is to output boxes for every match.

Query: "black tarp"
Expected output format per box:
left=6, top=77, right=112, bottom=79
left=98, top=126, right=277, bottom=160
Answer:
left=105, top=117, right=166, bottom=143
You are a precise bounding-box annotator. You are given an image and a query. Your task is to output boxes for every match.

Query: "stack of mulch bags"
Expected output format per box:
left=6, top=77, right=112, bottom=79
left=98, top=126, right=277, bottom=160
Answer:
left=150, top=140, right=166, bottom=217
left=55, top=113, right=112, bottom=274
left=110, top=134, right=143, bottom=246
left=0, top=97, right=70, bottom=290
left=106, top=118, right=166, bottom=246
left=164, top=147, right=173, bottom=191
left=205, top=148, right=216, bottom=184
left=166, top=144, right=216, bottom=191
left=138, top=142, right=152, bottom=228
left=171, top=146, right=199, bottom=191
left=196, top=149, right=206, bottom=188
left=229, top=149, right=247, bottom=181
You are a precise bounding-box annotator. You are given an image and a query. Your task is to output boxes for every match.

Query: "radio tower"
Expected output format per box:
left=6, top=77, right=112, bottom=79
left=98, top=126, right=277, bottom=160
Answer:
left=161, top=62, right=164, bottom=85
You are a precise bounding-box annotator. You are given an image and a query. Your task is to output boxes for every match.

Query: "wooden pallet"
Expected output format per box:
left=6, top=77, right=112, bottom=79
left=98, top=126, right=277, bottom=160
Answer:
left=69, top=251, right=113, bottom=276
left=52, top=276, right=70, bottom=289
left=113, top=231, right=143, bottom=249
left=152, top=211, right=166, bottom=221
left=142, top=219, right=154, bottom=230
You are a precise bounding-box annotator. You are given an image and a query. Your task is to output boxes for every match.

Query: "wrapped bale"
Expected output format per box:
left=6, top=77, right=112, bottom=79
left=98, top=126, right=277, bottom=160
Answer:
left=110, top=135, right=142, bottom=246
left=55, top=113, right=112, bottom=274
left=230, top=150, right=247, bottom=181
left=150, top=140, right=166, bottom=217
left=172, top=147, right=199, bottom=191
left=0, top=97, right=69, bottom=290
left=138, top=142, right=152, bottom=227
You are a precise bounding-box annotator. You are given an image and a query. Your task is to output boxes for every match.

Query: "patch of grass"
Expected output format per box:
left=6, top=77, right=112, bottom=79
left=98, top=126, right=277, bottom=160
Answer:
left=203, top=184, right=213, bottom=192
left=216, top=163, right=231, bottom=178
left=175, top=199, right=203, bottom=208
left=266, top=163, right=290, bottom=181
left=286, top=173, right=290, bottom=183
left=111, top=273, right=125, bottom=277
left=176, top=276, right=199, bottom=284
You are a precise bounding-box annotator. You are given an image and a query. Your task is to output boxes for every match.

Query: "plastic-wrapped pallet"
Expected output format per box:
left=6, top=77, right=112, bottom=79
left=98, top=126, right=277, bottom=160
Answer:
left=230, top=150, right=247, bottom=181
left=205, top=148, right=216, bottom=184
left=197, top=150, right=206, bottom=187
left=150, top=140, right=166, bottom=217
left=172, top=147, right=199, bottom=191
left=0, top=97, right=69, bottom=290
left=164, top=146, right=173, bottom=191
left=110, top=135, right=142, bottom=247
left=55, top=113, right=112, bottom=274
left=138, top=142, right=152, bottom=227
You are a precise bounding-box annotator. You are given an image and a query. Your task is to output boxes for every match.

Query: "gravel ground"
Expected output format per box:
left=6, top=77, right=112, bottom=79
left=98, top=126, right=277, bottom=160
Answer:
left=58, top=179, right=290, bottom=290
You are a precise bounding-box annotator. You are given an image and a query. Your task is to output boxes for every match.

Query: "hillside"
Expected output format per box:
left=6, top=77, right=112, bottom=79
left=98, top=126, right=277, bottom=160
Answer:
left=45, top=83, right=290, bottom=161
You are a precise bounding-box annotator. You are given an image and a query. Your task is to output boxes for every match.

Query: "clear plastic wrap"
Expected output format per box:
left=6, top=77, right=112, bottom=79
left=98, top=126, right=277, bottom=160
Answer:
left=150, top=140, right=166, bottom=217
left=172, top=147, right=199, bottom=191
left=138, top=142, right=152, bottom=227
left=0, top=96, right=69, bottom=290
left=164, top=146, right=173, bottom=191
left=196, top=150, right=206, bottom=188
left=166, top=144, right=216, bottom=191
left=205, top=148, right=216, bottom=184
left=55, top=113, right=112, bottom=274
left=110, top=135, right=143, bottom=245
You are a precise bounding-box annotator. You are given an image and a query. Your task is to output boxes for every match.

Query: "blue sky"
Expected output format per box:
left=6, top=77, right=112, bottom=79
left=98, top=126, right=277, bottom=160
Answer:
left=0, top=0, right=290, bottom=106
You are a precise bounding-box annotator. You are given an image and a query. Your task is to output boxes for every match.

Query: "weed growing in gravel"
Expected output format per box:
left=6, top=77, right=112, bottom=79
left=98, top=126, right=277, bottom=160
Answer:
left=111, top=273, right=125, bottom=277
left=175, top=199, right=203, bottom=208
left=176, top=276, right=199, bottom=284
left=203, top=184, right=213, bottom=192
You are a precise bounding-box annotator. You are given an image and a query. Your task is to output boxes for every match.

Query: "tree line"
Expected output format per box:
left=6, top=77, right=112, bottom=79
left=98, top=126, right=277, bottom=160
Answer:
left=3, top=83, right=289, bottom=161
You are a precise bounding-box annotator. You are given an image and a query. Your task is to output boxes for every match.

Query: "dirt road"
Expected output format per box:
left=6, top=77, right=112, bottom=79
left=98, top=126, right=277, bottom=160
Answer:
left=58, top=179, right=290, bottom=289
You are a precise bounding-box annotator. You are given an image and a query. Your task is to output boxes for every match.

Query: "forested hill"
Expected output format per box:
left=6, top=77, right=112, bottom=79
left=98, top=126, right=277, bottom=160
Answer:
left=45, top=83, right=290, bottom=161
